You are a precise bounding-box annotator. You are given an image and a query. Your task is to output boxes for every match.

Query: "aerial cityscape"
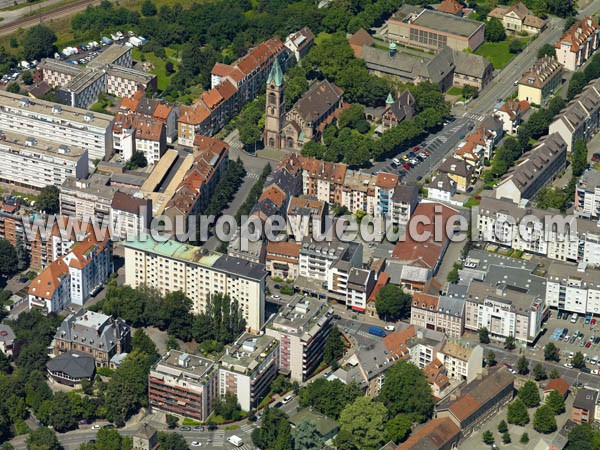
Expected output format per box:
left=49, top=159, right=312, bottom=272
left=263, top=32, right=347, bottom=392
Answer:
left=4, top=0, right=600, bottom=449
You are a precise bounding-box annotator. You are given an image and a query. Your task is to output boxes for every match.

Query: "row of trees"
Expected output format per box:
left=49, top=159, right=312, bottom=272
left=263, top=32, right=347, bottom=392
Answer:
left=234, top=163, right=272, bottom=221
left=204, top=158, right=246, bottom=218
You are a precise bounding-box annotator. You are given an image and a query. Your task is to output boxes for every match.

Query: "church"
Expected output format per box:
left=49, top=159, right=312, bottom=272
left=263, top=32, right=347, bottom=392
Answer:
left=263, top=58, right=345, bottom=151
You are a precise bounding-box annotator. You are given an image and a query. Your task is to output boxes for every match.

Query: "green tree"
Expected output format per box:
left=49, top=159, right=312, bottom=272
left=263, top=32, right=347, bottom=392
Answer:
left=498, top=419, right=508, bottom=433
left=125, top=151, right=147, bottom=170
left=478, top=327, right=490, bottom=344
left=565, top=424, right=597, bottom=449
left=157, top=432, right=188, bottom=450
left=482, top=430, right=495, bottom=445
left=26, top=427, right=61, bottom=450
left=213, top=392, right=242, bottom=421
left=509, top=38, right=523, bottom=54
left=46, top=392, right=76, bottom=432
left=141, top=0, right=157, bottom=16
left=338, top=397, right=387, bottom=450
left=298, top=379, right=361, bottom=419
left=544, top=342, right=560, bottom=362
left=323, top=325, right=345, bottom=367
left=538, top=44, right=556, bottom=59
left=486, top=350, right=496, bottom=367
left=374, top=284, right=412, bottom=321
left=22, top=25, right=57, bottom=61
left=502, top=432, right=511, bottom=444
left=21, top=71, right=33, bottom=85
left=572, top=140, right=589, bottom=178
left=519, top=381, right=541, bottom=408
left=462, top=85, right=478, bottom=100
left=377, top=360, right=434, bottom=422
left=252, top=407, right=292, bottom=450
left=548, top=96, right=566, bottom=116
left=131, top=329, right=158, bottom=361
left=507, top=398, right=530, bottom=425
left=504, top=335, right=516, bottom=350
left=546, top=389, right=566, bottom=415
left=94, top=428, right=132, bottom=450
left=6, top=82, right=20, bottom=94
left=573, top=351, right=585, bottom=369
left=534, top=404, right=557, bottom=434
left=485, top=17, right=506, bottom=42
left=384, top=413, right=412, bottom=443
left=338, top=104, right=364, bottom=129
left=520, top=432, right=530, bottom=444
left=549, top=368, right=560, bottom=379
left=447, top=263, right=461, bottom=284
left=166, top=414, right=178, bottom=429
left=37, top=185, right=60, bottom=214
left=533, top=362, right=547, bottom=381
left=568, top=72, right=587, bottom=100
left=516, top=355, right=529, bottom=375
left=0, top=239, right=18, bottom=278
left=293, top=421, right=324, bottom=450
left=165, top=61, right=175, bottom=75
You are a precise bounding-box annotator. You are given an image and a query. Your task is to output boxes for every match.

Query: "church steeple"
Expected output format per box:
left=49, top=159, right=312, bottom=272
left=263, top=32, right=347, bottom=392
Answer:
left=267, top=57, right=284, bottom=87
left=264, top=57, right=285, bottom=149
left=386, top=92, right=394, bottom=105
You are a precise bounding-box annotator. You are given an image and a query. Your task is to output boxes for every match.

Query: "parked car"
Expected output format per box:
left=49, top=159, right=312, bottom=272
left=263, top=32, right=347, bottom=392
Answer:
left=402, top=163, right=411, bottom=171
left=593, top=153, right=600, bottom=162
left=179, top=426, right=191, bottom=432
left=282, top=395, right=294, bottom=404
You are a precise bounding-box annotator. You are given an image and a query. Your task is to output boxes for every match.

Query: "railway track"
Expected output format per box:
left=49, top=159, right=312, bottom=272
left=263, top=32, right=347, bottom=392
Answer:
left=0, top=0, right=101, bottom=37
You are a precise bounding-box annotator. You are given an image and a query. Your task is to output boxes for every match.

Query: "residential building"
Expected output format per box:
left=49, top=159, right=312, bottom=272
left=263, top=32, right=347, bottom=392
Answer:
left=0, top=91, right=113, bottom=164
left=123, top=236, right=268, bottom=332
left=386, top=6, right=485, bottom=52
left=264, top=59, right=345, bottom=150
left=408, top=328, right=446, bottom=369
left=0, top=325, right=15, bottom=356
left=112, top=112, right=166, bottom=164
left=265, top=241, right=300, bottom=279
left=110, top=191, right=152, bottom=241
left=572, top=388, right=598, bottom=424
left=265, top=295, right=333, bottom=382
left=219, top=334, right=279, bottom=411
left=396, top=417, right=461, bottom=450
left=495, top=99, right=530, bottom=135
left=438, top=156, right=474, bottom=192
left=495, top=132, right=567, bottom=205
left=148, top=351, right=219, bottom=421
left=0, top=131, right=88, bottom=190
left=118, top=88, right=178, bottom=143
left=284, top=27, right=315, bottom=62
left=575, top=169, right=600, bottom=218
left=345, top=268, right=377, bottom=312
left=286, top=195, right=327, bottom=239
left=437, top=367, right=514, bottom=436
left=437, top=341, right=483, bottom=382
left=410, top=288, right=466, bottom=339
left=549, top=77, right=600, bottom=154
left=349, top=28, right=374, bottom=58
left=46, top=351, right=95, bottom=387
left=451, top=50, right=494, bottom=91
left=518, top=57, right=563, bottom=106
left=544, top=378, right=570, bottom=401
left=488, top=2, right=547, bottom=35
left=389, top=184, right=419, bottom=226
left=52, top=310, right=131, bottom=367
left=423, top=359, right=451, bottom=398
left=426, top=174, right=457, bottom=203
left=545, top=261, right=600, bottom=316
left=437, top=0, right=464, bottom=16
left=410, top=292, right=439, bottom=331
left=60, top=174, right=120, bottom=223
left=132, top=424, right=158, bottom=450
left=381, top=90, right=416, bottom=131
left=555, top=17, right=600, bottom=71
left=465, top=115, right=504, bottom=160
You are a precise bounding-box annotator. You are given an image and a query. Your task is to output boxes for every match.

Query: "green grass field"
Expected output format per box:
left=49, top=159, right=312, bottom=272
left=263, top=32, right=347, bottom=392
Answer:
left=475, top=41, right=514, bottom=69
left=132, top=47, right=180, bottom=92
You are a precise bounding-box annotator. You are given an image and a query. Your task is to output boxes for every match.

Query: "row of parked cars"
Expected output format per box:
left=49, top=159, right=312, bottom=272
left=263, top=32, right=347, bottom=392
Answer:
left=392, top=145, right=430, bottom=171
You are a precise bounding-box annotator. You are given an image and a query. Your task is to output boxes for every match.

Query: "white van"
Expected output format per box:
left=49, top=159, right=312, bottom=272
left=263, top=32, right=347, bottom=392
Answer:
left=572, top=313, right=579, bottom=323
left=226, top=435, right=243, bottom=447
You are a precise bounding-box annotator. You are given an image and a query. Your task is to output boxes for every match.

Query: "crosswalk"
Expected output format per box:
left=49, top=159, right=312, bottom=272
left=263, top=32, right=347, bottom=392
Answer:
left=246, top=172, right=260, bottom=180
left=463, top=112, right=485, bottom=122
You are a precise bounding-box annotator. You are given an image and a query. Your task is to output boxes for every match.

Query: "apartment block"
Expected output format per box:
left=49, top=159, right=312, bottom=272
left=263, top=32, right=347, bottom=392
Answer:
left=0, top=92, right=113, bottom=163
left=219, top=334, right=279, bottom=411
left=575, top=169, right=600, bottom=218
left=518, top=56, right=563, bottom=106
left=546, top=261, right=600, bottom=315
left=286, top=195, right=327, bottom=238
left=112, top=111, right=166, bottom=164
left=119, top=88, right=178, bottom=143
left=60, top=174, right=120, bottom=223
left=52, top=309, right=131, bottom=367
left=265, top=241, right=300, bottom=279
left=555, top=17, right=600, bottom=71
left=123, top=236, right=268, bottom=332
left=494, top=100, right=530, bottom=135
left=572, top=388, right=598, bottom=424
left=549, top=77, right=600, bottom=154
left=110, top=191, right=152, bottom=241
left=0, top=131, right=88, bottom=190
left=265, top=295, right=333, bottom=382
left=436, top=341, right=483, bottom=383
left=389, top=184, right=419, bottom=226
left=410, top=286, right=466, bottom=338
left=148, top=351, right=219, bottom=421
left=495, top=133, right=567, bottom=205
left=345, top=268, right=377, bottom=312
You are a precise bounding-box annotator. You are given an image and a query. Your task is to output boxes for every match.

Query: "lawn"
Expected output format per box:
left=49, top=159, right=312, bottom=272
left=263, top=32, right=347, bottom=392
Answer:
left=447, top=86, right=463, bottom=96
left=131, top=47, right=180, bottom=92
left=475, top=41, right=515, bottom=69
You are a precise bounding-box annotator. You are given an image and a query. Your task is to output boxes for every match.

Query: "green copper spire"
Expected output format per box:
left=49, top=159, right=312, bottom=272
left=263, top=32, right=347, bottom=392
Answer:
left=386, top=92, right=394, bottom=104
left=267, top=57, right=284, bottom=87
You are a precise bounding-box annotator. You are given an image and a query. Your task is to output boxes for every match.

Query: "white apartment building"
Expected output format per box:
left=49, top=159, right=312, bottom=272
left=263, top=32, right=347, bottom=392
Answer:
left=60, top=174, right=119, bottom=223
left=110, top=191, right=152, bottom=241
left=546, top=261, right=600, bottom=315
left=389, top=184, right=419, bottom=227
left=265, top=295, right=333, bottom=382
left=0, top=132, right=88, bottom=190
left=28, top=258, right=71, bottom=313
left=0, top=92, right=113, bottom=163
left=575, top=169, right=600, bottom=219
left=345, top=268, right=376, bottom=312
left=299, top=237, right=361, bottom=283
left=436, top=341, right=483, bottom=383
left=219, top=334, right=279, bottom=411
left=123, top=236, right=268, bottom=332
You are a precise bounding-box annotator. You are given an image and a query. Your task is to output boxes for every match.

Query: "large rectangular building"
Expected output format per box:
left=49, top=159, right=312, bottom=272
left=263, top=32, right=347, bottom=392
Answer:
left=123, top=236, right=268, bottom=332
left=0, top=92, right=113, bottom=163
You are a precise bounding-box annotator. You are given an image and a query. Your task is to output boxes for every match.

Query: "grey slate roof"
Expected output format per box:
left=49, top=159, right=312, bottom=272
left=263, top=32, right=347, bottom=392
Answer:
left=427, top=173, right=455, bottom=192
left=392, top=183, right=419, bottom=204
left=452, top=50, right=492, bottom=78
left=46, top=351, right=95, bottom=379
left=293, top=79, right=343, bottom=123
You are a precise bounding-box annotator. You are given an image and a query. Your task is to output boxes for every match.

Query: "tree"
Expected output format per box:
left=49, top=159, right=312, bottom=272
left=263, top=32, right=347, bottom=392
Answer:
left=533, top=362, right=547, bottom=381
left=534, top=404, right=557, bottom=434
left=377, top=360, right=434, bottom=422
left=21, top=71, right=33, bottom=85
left=502, top=432, right=511, bottom=443
left=568, top=72, right=587, bottom=100
left=516, top=355, right=529, bottom=375
left=37, top=185, right=60, bottom=214
left=538, top=44, right=556, bottom=59
left=141, top=0, right=157, bottom=16
left=504, top=335, right=516, bottom=350
left=544, top=342, right=560, bottom=362
left=384, top=413, right=412, bottom=443
left=548, top=96, right=566, bottom=116
left=485, top=17, right=506, bottom=42
left=520, top=432, right=529, bottom=444
left=338, top=397, right=388, bottom=450
left=0, top=239, right=18, bottom=278
left=486, top=351, right=496, bottom=367
left=573, top=351, right=585, bottom=369
left=498, top=419, right=508, bottom=433
left=323, top=325, right=345, bottom=367
left=509, top=39, right=523, bottom=54
left=94, top=428, right=132, bottom=450
left=478, top=327, right=490, bottom=344
left=125, top=151, right=147, bottom=170
left=447, top=263, right=460, bottom=284
left=566, top=424, right=597, bottom=449
left=374, top=284, right=412, bottom=321
left=546, top=389, right=565, bottom=415
left=338, top=104, right=364, bottom=129
left=157, top=432, right=188, bottom=450
left=293, top=421, right=324, bottom=450
left=26, top=427, right=61, bottom=450
left=507, top=398, right=530, bottom=426
left=519, top=381, right=541, bottom=408
left=482, top=430, right=495, bottom=445
left=549, top=368, right=560, bottom=379
left=572, top=140, right=589, bottom=178
left=131, top=329, right=158, bottom=361
left=166, top=414, right=178, bottom=429
left=298, top=379, right=361, bottom=419
left=165, top=61, right=174, bottom=75
left=46, top=392, right=76, bottom=432
left=213, top=392, right=242, bottom=421
left=462, top=85, right=478, bottom=100
left=252, top=407, right=292, bottom=450
left=22, top=25, right=57, bottom=61
left=6, top=82, right=20, bottom=94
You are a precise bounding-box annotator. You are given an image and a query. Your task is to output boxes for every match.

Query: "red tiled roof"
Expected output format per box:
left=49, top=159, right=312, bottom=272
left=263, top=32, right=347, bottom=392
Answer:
left=437, top=0, right=463, bottom=15
left=396, top=418, right=460, bottom=450
left=545, top=378, right=569, bottom=396
left=384, top=325, right=416, bottom=360
left=412, top=292, right=439, bottom=311
left=28, top=258, right=69, bottom=300
left=376, top=172, right=399, bottom=189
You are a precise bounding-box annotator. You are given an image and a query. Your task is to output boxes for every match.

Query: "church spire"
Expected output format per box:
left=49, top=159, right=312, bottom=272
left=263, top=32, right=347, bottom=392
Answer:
left=267, top=57, right=284, bottom=87
left=386, top=92, right=394, bottom=104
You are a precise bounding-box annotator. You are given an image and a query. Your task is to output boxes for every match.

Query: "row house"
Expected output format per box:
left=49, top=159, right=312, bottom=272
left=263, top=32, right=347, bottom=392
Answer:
left=494, top=100, right=530, bottom=135
left=410, top=287, right=466, bottom=338
left=549, top=76, right=600, bottom=154
left=518, top=56, right=563, bottom=106
left=112, top=111, right=166, bottom=164
left=118, top=88, right=178, bottom=143
left=555, top=17, right=600, bottom=71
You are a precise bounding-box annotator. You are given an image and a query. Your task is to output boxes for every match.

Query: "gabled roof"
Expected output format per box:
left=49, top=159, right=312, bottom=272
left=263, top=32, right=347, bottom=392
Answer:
left=544, top=378, right=569, bottom=396
left=556, top=17, right=599, bottom=53
left=46, top=351, right=95, bottom=379
left=396, top=417, right=460, bottom=450
left=28, top=258, right=69, bottom=300
left=292, top=79, right=344, bottom=123
left=437, top=0, right=463, bottom=15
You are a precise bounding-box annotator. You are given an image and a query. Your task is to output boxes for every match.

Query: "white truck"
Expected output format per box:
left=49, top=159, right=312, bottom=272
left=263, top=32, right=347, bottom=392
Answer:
left=226, top=435, right=243, bottom=447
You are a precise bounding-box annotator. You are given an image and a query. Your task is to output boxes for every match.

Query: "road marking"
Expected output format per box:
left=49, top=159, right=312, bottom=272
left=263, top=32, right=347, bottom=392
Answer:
left=246, top=173, right=259, bottom=180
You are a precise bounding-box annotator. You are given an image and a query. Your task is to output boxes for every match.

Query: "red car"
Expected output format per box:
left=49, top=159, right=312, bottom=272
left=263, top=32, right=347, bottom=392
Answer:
left=592, top=318, right=597, bottom=325
left=412, top=145, right=420, bottom=152
left=592, top=153, right=600, bottom=162
left=403, top=163, right=411, bottom=170
left=586, top=341, right=592, bottom=348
